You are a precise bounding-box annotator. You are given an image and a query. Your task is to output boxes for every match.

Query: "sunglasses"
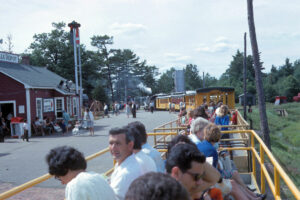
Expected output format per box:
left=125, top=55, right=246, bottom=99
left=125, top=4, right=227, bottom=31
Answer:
left=185, top=171, right=205, bottom=182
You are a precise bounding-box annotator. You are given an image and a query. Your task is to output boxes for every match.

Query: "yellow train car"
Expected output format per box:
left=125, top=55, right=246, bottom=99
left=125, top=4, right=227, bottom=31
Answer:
left=171, top=94, right=185, bottom=111
left=155, top=95, right=170, bottom=110
left=195, top=87, right=235, bottom=109
left=184, top=91, right=196, bottom=111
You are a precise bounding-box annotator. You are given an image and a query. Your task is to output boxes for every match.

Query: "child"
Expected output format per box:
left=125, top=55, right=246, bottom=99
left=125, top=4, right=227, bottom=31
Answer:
left=23, top=119, right=29, bottom=142
left=72, top=121, right=80, bottom=135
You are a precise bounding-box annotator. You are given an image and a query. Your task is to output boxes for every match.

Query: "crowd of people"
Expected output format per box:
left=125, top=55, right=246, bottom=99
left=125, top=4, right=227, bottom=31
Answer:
left=46, top=115, right=267, bottom=200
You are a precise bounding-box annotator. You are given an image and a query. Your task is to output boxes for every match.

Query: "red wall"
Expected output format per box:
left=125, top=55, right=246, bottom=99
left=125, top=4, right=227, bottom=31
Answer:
left=0, top=72, right=27, bottom=119
left=0, top=72, right=76, bottom=122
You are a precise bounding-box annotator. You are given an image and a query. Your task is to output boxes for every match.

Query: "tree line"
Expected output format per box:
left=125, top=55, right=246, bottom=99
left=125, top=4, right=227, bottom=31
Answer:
left=21, top=22, right=300, bottom=103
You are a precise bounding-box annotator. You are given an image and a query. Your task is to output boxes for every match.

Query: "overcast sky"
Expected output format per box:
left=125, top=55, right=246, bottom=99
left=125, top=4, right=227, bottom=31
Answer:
left=1, top=0, right=300, bottom=78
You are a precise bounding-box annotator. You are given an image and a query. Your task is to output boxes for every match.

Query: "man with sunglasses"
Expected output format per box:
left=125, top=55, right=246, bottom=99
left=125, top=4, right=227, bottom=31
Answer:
left=166, top=142, right=220, bottom=200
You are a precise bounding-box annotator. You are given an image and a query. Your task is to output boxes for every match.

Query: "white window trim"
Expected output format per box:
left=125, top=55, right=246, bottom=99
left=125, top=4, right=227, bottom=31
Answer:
left=54, top=97, right=64, bottom=119
left=73, top=97, right=78, bottom=116
left=36, top=98, right=43, bottom=120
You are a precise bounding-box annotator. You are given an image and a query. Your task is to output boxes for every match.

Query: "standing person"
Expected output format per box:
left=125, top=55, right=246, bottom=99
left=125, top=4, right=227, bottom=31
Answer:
left=84, top=108, right=94, bottom=136
left=6, top=112, right=13, bottom=132
left=150, top=101, right=154, bottom=113
left=104, top=103, right=109, bottom=118
left=88, top=109, right=94, bottom=136
left=22, top=119, right=29, bottom=142
left=125, top=103, right=131, bottom=118
left=131, top=101, right=136, bottom=118
left=108, top=127, right=143, bottom=200
left=46, top=146, right=117, bottom=200
left=62, top=110, right=70, bottom=133
left=168, top=102, right=172, bottom=113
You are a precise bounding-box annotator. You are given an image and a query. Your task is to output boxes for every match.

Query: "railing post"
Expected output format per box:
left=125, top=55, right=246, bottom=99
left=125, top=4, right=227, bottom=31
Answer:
left=260, top=144, right=265, bottom=194
left=274, top=168, right=280, bottom=198
left=154, top=129, right=157, bottom=147
left=251, top=131, right=256, bottom=178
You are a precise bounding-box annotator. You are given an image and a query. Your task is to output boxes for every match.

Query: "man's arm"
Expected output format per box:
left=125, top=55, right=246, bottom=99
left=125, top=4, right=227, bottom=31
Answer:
left=197, top=162, right=221, bottom=192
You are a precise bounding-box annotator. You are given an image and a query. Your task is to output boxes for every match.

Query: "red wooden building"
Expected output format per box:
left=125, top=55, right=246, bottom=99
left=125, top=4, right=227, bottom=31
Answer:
left=0, top=52, right=78, bottom=136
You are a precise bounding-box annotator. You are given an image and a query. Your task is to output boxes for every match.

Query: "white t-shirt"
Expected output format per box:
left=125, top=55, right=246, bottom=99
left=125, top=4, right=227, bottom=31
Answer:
left=23, top=123, right=28, bottom=130
left=135, top=151, right=157, bottom=174
left=110, top=154, right=143, bottom=200
left=142, top=143, right=165, bottom=173
left=65, top=171, right=116, bottom=200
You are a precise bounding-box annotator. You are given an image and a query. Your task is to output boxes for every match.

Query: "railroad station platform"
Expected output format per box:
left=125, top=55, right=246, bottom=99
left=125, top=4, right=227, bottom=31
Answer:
left=0, top=110, right=177, bottom=200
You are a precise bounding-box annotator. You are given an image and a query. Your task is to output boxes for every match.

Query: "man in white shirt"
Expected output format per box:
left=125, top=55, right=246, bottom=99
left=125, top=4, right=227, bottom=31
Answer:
left=128, top=121, right=165, bottom=173
left=127, top=123, right=157, bottom=173
left=109, top=127, right=143, bottom=200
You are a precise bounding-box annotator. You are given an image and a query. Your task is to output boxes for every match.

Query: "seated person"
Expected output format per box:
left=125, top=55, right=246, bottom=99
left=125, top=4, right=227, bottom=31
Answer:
left=34, top=117, right=45, bottom=135
left=43, top=116, right=53, bottom=134
left=57, top=119, right=66, bottom=134
left=125, top=172, right=190, bottom=200
left=46, top=146, right=117, bottom=200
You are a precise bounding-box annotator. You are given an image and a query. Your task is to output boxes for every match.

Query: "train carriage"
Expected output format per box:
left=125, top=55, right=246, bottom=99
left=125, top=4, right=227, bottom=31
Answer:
left=184, top=91, right=196, bottom=110
left=155, top=94, right=170, bottom=110
left=170, top=93, right=185, bottom=111
left=195, top=87, right=235, bottom=109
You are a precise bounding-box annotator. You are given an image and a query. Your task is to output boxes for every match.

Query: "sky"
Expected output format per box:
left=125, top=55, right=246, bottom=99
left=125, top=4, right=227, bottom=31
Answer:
left=1, top=0, right=300, bottom=78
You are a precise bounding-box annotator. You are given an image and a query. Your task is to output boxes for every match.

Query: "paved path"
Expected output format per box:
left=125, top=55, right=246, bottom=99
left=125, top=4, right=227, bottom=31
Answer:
left=0, top=110, right=177, bottom=199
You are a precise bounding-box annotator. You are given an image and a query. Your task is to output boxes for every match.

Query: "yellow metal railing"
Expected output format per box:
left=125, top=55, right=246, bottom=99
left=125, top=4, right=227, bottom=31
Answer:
left=221, top=129, right=300, bottom=200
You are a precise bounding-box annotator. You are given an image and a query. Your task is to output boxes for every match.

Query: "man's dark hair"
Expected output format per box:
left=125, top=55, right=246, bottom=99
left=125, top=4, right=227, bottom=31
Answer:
left=167, top=135, right=196, bottom=158
left=128, top=121, right=147, bottom=144
left=46, top=146, right=87, bottom=176
left=127, top=125, right=142, bottom=149
left=109, top=126, right=134, bottom=144
left=165, top=143, right=206, bottom=174
left=125, top=172, right=190, bottom=200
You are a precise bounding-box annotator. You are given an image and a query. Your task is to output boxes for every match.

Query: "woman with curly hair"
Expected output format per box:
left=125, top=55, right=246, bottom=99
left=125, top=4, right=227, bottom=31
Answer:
left=46, top=146, right=116, bottom=200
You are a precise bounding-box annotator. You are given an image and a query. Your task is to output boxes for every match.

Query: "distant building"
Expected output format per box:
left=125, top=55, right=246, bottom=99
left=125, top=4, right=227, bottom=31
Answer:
left=0, top=52, right=78, bottom=136
left=174, top=70, right=185, bottom=93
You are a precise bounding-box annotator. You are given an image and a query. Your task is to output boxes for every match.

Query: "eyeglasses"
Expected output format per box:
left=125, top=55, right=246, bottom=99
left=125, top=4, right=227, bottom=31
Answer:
left=185, top=171, right=205, bottom=182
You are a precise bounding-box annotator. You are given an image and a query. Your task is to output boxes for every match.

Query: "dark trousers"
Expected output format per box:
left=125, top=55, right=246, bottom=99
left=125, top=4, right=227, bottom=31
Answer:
left=23, top=130, right=29, bottom=142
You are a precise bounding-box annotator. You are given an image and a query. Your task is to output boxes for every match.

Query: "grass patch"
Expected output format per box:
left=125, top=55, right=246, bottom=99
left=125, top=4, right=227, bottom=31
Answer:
left=239, top=102, right=300, bottom=188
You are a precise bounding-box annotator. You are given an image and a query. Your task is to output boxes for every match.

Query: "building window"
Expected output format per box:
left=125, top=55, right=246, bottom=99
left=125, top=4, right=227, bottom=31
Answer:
left=36, top=98, right=43, bottom=120
left=73, top=97, right=78, bottom=116
left=55, top=97, right=64, bottom=118
left=67, top=97, right=72, bottom=115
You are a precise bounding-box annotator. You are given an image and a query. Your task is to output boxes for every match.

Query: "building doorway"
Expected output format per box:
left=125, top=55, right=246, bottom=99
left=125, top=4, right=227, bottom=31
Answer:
left=0, top=101, right=16, bottom=136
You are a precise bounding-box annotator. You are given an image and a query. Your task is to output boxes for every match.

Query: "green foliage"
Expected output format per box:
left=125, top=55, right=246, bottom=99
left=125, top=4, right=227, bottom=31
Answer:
left=92, top=84, right=108, bottom=103
left=27, top=22, right=101, bottom=98
left=156, top=68, right=175, bottom=93
left=246, top=103, right=300, bottom=187
left=218, top=50, right=255, bottom=101
left=184, top=64, right=202, bottom=90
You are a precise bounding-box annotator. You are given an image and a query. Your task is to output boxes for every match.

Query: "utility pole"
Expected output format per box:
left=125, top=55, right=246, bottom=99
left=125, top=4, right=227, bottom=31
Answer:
left=68, top=21, right=82, bottom=120
left=203, top=72, right=205, bottom=88
left=243, top=32, right=247, bottom=120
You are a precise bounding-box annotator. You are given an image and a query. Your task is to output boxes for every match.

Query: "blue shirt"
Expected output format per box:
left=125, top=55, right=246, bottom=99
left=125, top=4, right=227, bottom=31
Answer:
left=197, top=140, right=218, bottom=168
left=214, top=115, right=229, bottom=131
